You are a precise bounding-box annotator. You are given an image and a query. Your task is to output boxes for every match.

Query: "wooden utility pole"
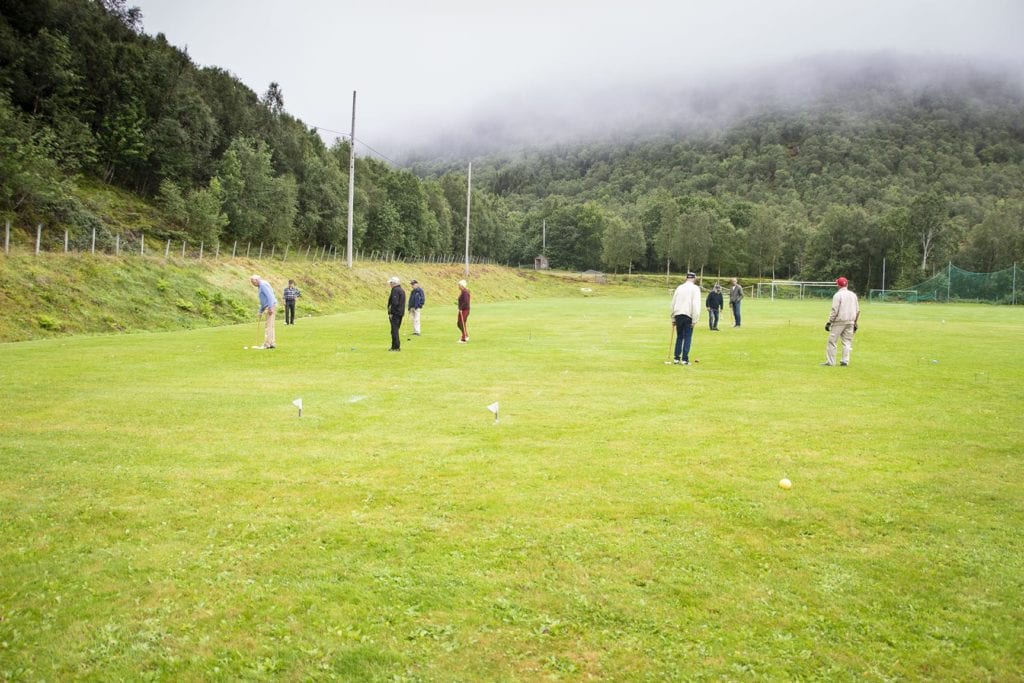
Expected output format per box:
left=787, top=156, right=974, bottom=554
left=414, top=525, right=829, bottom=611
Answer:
left=346, top=91, right=356, bottom=268
left=464, top=162, right=472, bottom=278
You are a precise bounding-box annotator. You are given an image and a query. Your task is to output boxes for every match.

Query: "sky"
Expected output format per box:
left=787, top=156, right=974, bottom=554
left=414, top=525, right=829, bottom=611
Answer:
left=132, top=0, right=1024, bottom=160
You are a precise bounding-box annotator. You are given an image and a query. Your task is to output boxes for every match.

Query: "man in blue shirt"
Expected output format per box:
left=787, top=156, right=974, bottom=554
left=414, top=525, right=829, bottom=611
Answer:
left=249, top=274, right=278, bottom=349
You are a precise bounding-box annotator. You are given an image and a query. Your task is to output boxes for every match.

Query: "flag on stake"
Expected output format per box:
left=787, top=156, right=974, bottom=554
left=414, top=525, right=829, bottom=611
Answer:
left=293, top=398, right=303, bottom=417
left=487, top=401, right=499, bottom=422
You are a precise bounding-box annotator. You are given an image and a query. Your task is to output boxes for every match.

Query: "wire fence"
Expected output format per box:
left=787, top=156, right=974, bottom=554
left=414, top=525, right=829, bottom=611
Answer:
left=1, top=221, right=500, bottom=266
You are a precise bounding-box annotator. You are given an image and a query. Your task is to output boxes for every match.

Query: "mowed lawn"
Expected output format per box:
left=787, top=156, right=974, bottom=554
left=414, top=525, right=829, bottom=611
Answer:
left=1, top=294, right=1022, bottom=681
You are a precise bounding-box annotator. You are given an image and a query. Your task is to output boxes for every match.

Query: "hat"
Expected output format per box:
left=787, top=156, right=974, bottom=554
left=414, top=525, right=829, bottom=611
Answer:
left=458, top=279, right=467, bottom=288
left=388, top=276, right=400, bottom=285
left=686, top=272, right=696, bottom=279
left=410, top=279, right=418, bottom=285
left=836, top=277, right=848, bottom=288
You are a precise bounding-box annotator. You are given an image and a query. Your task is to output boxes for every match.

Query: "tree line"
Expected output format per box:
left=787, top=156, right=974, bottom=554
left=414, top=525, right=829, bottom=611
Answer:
left=3, top=0, right=1024, bottom=291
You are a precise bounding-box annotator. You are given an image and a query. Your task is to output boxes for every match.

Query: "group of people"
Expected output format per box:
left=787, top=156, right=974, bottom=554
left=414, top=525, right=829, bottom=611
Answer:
left=670, top=275, right=745, bottom=364
left=387, top=277, right=471, bottom=351
left=247, top=274, right=471, bottom=352
left=247, top=275, right=302, bottom=349
left=250, top=270, right=860, bottom=365
left=670, top=274, right=860, bottom=366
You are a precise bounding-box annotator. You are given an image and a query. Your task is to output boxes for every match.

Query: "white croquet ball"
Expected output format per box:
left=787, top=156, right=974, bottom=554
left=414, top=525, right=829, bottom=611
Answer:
left=778, top=478, right=792, bottom=490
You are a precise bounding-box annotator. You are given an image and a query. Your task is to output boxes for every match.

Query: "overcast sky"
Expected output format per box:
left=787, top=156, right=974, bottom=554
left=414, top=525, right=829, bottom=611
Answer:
left=133, top=0, right=1024, bottom=159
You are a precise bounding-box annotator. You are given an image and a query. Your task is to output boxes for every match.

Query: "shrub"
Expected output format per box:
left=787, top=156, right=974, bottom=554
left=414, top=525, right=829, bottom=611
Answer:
left=175, top=298, right=194, bottom=312
left=36, top=315, right=62, bottom=331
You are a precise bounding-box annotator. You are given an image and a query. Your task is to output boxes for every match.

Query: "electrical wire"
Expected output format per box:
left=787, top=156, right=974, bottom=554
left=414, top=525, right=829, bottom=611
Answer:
left=311, top=125, right=402, bottom=166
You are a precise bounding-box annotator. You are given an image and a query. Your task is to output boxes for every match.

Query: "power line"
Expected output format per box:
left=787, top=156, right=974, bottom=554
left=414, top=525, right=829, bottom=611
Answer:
left=312, top=125, right=401, bottom=166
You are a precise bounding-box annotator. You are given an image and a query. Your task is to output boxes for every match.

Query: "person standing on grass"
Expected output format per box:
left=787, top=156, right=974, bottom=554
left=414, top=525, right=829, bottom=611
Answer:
left=387, top=276, right=405, bottom=351
left=670, top=272, right=701, bottom=365
left=823, top=276, right=860, bottom=367
left=249, top=274, right=277, bottom=349
left=729, top=278, right=744, bottom=327
left=457, top=279, right=471, bottom=343
left=706, top=283, right=723, bottom=331
left=408, top=279, right=425, bottom=335
left=282, top=279, right=301, bottom=325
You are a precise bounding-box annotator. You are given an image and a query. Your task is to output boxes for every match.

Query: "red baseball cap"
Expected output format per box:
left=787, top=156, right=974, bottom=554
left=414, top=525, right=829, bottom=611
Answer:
left=836, top=277, right=848, bottom=288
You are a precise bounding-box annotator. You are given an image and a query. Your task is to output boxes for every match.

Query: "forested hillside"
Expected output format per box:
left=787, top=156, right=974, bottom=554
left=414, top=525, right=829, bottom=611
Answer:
left=3, top=0, right=1024, bottom=292
left=412, top=62, right=1024, bottom=290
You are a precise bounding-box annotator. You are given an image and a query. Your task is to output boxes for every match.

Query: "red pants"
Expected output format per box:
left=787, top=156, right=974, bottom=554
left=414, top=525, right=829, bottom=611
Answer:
left=457, top=309, right=470, bottom=341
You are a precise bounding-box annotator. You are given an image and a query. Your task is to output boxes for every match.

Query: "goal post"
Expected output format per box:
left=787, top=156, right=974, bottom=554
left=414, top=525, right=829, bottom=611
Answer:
left=755, top=281, right=837, bottom=300
left=868, top=289, right=919, bottom=303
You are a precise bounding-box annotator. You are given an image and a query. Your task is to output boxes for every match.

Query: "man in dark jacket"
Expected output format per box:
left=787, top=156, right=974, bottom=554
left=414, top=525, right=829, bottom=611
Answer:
left=706, top=283, right=724, bottom=331
left=408, top=279, right=425, bottom=335
left=387, top=276, right=406, bottom=351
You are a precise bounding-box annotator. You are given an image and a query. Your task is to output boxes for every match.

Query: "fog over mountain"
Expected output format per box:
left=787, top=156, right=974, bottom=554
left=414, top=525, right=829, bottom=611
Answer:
left=131, top=0, right=1024, bottom=164
left=396, top=52, right=1024, bottom=162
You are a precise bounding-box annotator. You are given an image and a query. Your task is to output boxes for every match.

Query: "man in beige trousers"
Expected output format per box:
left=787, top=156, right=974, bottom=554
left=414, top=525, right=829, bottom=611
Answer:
left=823, top=276, right=859, bottom=366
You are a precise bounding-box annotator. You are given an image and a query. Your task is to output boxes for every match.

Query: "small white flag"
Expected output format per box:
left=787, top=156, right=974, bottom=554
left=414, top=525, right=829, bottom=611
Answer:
left=293, top=398, right=303, bottom=417
left=487, top=402, right=499, bottom=414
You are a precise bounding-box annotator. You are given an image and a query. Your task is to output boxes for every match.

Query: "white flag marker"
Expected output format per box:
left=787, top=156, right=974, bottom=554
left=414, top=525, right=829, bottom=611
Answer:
left=487, top=401, right=499, bottom=422
left=293, top=398, right=303, bottom=417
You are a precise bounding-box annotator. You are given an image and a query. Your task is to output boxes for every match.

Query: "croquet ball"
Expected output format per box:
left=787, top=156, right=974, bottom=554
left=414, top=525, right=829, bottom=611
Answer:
left=244, top=346, right=249, bottom=349
left=779, top=478, right=792, bottom=490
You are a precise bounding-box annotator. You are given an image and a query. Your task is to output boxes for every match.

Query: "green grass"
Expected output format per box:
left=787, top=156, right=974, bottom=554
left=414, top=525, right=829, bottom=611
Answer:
left=0, top=253, right=612, bottom=342
left=1, top=295, right=1022, bottom=680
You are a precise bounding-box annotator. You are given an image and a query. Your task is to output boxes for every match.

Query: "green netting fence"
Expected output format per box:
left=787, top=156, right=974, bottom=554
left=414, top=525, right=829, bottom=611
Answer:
left=908, top=263, right=1021, bottom=304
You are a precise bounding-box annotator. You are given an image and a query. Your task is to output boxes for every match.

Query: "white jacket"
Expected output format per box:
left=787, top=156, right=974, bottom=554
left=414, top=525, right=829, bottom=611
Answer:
left=671, top=281, right=702, bottom=323
left=829, top=287, right=860, bottom=323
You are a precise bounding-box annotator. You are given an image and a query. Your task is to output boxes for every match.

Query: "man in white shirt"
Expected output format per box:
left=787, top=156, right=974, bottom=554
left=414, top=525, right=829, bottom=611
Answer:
left=823, top=276, right=860, bottom=367
left=670, top=272, right=702, bottom=365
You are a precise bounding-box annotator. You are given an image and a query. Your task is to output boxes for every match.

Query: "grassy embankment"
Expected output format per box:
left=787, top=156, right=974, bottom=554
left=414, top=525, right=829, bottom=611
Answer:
left=0, top=250, right=653, bottom=343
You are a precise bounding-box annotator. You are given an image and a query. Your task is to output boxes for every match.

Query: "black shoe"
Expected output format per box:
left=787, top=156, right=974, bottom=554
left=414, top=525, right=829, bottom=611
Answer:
left=840, top=361, right=848, bottom=367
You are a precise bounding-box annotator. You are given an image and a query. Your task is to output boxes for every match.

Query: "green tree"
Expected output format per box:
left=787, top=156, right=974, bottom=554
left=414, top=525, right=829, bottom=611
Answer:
left=601, top=214, right=646, bottom=273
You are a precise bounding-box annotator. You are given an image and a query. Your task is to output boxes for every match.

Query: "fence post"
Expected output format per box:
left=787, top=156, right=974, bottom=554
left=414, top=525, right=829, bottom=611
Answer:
left=4, top=220, right=9, bottom=254
left=36, top=224, right=42, bottom=255
left=64, top=229, right=69, bottom=253
left=91, top=228, right=96, bottom=255
left=199, top=241, right=204, bottom=260
left=271, top=244, right=276, bottom=260
left=165, top=239, right=170, bottom=259
left=232, top=241, right=237, bottom=258
left=1013, top=263, right=1018, bottom=306
left=305, top=244, right=311, bottom=260
left=946, top=261, right=952, bottom=302
left=258, top=242, right=263, bottom=258
left=215, top=242, right=220, bottom=259
left=115, top=234, right=120, bottom=256
left=283, top=245, right=289, bottom=262
left=181, top=240, right=187, bottom=258
left=141, top=234, right=145, bottom=256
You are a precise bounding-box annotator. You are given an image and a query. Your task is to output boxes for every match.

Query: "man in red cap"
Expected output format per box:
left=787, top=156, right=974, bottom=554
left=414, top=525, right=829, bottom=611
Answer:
left=823, top=276, right=859, bottom=366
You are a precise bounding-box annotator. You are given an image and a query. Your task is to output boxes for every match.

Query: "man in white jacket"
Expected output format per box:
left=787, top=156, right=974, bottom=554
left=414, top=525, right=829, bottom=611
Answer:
left=670, top=272, right=702, bottom=365
left=823, top=276, right=860, bottom=367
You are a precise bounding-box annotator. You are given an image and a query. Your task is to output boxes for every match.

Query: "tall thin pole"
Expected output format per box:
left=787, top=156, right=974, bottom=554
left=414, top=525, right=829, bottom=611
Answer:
left=346, top=90, right=356, bottom=269
left=542, top=219, right=546, bottom=254
left=464, top=162, right=472, bottom=278
left=881, top=257, right=886, bottom=294
left=947, top=261, right=952, bottom=302
left=35, top=224, right=42, bottom=255
left=4, top=220, right=9, bottom=255
left=1013, top=263, right=1017, bottom=306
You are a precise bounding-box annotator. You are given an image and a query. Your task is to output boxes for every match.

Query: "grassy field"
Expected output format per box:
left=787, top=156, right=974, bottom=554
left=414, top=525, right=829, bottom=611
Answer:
left=1, top=294, right=1022, bottom=680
